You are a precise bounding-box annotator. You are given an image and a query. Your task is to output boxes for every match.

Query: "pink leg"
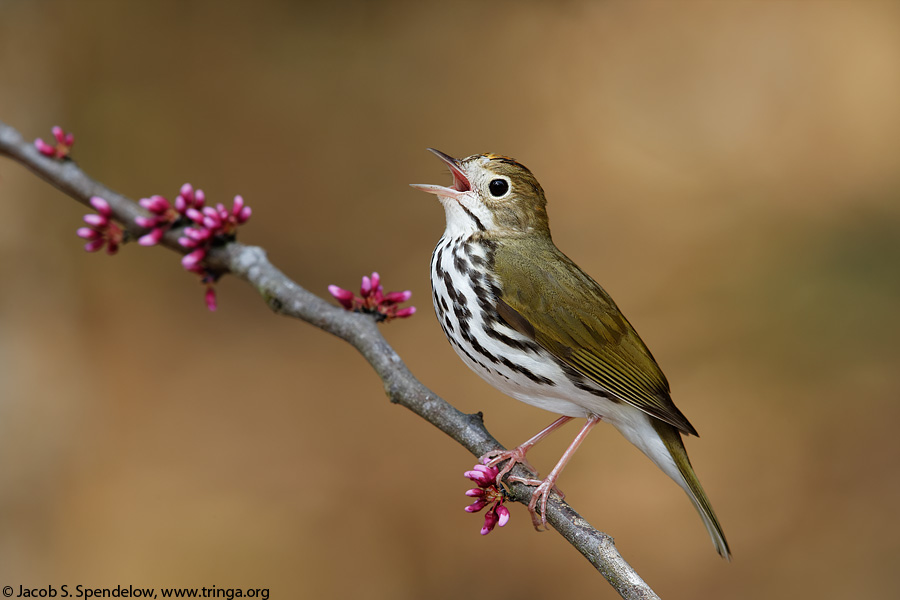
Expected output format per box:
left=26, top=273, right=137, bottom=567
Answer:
left=481, top=416, right=573, bottom=485
left=510, top=415, right=602, bottom=530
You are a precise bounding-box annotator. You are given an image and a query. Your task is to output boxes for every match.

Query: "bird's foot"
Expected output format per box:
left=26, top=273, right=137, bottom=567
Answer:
left=507, top=475, right=563, bottom=531
left=480, top=446, right=539, bottom=486
left=479, top=416, right=575, bottom=485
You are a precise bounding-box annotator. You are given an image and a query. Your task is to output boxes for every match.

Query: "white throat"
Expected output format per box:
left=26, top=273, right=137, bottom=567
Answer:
left=438, top=192, right=495, bottom=238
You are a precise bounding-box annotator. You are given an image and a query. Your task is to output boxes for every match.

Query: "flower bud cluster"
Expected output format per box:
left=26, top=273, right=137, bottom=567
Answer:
left=179, top=193, right=251, bottom=273
left=35, top=126, right=74, bottom=159
left=134, top=183, right=206, bottom=246
left=76, top=197, right=123, bottom=255
left=328, top=272, right=416, bottom=322
left=463, top=460, right=511, bottom=535
left=130, top=183, right=251, bottom=311
left=54, top=127, right=407, bottom=319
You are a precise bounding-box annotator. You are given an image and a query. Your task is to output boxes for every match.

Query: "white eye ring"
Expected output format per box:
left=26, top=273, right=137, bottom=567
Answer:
left=487, top=176, right=511, bottom=199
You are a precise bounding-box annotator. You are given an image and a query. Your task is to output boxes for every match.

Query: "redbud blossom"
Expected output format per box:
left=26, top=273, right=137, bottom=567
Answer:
left=175, top=194, right=251, bottom=281
left=174, top=187, right=250, bottom=309
left=204, top=285, right=217, bottom=312
left=328, top=272, right=416, bottom=323
left=463, top=460, right=511, bottom=535
left=134, top=184, right=216, bottom=248
left=35, top=126, right=74, bottom=159
left=76, top=196, right=122, bottom=255
left=130, top=182, right=250, bottom=310
left=181, top=249, right=205, bottom=271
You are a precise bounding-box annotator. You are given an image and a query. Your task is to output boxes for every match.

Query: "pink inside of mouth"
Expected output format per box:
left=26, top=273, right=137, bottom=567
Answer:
left=449, top=164, right=471, bottom=192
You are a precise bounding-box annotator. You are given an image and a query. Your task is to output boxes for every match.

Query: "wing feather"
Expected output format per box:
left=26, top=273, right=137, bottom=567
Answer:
left=494, top=238, right=698, bottom=436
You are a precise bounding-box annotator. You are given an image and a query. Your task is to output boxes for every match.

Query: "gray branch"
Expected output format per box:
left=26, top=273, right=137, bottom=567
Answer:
left=0, top=119, right=660, bottom=600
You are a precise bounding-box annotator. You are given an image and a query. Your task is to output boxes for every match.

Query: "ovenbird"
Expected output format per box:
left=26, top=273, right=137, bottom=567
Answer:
left=411, top=149, right=730, bottom=559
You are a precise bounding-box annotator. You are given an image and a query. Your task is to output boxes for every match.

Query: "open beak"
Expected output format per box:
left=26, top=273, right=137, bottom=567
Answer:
left=410, top=148, right=471, bottom=197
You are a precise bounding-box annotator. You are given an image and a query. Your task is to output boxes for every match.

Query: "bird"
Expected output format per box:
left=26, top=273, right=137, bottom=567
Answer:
left=411, top=148, right=730, bottom=559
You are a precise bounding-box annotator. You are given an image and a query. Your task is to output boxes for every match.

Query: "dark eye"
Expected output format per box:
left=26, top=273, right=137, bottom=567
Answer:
left=488, top=178, right=509, bottom=197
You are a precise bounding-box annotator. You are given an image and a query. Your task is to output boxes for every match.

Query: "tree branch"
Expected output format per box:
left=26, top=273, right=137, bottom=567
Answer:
left=0, top=119, right=659, bottom=600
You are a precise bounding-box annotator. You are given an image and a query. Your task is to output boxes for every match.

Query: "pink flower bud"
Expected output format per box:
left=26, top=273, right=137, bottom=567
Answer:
left=232, top=195, right=244, bottom=215
left=185, top=208, right=204, bottom=223
left=76, top=227, right=100, bottom=240
left=181, top=228, right=201, bottom=242
left=84, top=239, right=105, bottom=252
left=465, top=500, right=487, bottom=513
left=139, top=195, right=169, bottom=213
left=480, top=509, right=498, bottom=535
left=496, top=505, right=510, bottom=527
left=52, top=126, right=65, bottom=143
left=205, top=286, right=217, bottom=311
left=394, top=306, right=416, bottom=318
left=182, top=248, right=206, bottom=271
left=237, top=206, right=252, bottom=223
left=138, top=228, right=165, bottom=246
left=463, top=470, right=491, bottom=484
left=35, top=138, right=55, bottom=156
left=89, top=196, right=112, bottom=216
left=328, top=285, right=355, bottom=309
left=384, top=290, right=412, bottom=303
left=83, top=214, right=108, bottom=228
left=135, top=216, right=158, bottom=228
left=183, top=227, right=208, bottom=241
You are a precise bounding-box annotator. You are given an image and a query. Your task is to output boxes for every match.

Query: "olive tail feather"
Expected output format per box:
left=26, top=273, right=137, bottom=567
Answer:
left=651, top=419, right=732, bottom=560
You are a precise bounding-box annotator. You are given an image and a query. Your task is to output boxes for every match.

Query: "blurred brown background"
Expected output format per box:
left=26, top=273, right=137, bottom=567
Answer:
left=1, top=1, right=899, bottom=598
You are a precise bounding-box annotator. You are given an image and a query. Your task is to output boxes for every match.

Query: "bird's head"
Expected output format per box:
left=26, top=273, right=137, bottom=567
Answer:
left=412, top=149, right=550, bottom=238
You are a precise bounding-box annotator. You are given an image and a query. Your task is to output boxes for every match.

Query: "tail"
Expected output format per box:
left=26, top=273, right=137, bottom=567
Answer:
left=651, top=419, right=731, bottom=559
left=614, top=412, right=731, bottom=559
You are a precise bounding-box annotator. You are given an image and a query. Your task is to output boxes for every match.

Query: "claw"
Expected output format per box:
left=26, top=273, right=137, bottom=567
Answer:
left=479, top=416, right=574, bottom=485
left=509, top=475, right=564, bottom=530
left=481, top=447, right=539, bottom=485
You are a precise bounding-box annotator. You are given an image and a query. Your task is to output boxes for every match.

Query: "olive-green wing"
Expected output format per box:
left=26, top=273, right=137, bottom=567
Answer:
left=494, top=238, right=698, bottom=436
